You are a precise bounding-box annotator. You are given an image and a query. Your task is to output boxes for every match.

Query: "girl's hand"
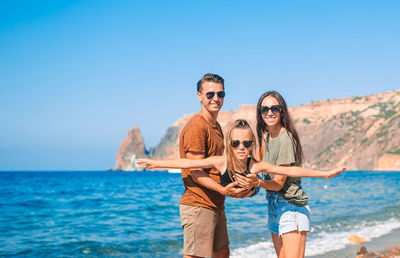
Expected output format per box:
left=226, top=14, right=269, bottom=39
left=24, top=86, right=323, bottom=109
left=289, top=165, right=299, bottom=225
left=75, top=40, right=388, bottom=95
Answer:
left=325, top=168, right=346, bottom=179
left=136, top=159, right=156, bottom=169
left=235, top=173, right=259, bottom=189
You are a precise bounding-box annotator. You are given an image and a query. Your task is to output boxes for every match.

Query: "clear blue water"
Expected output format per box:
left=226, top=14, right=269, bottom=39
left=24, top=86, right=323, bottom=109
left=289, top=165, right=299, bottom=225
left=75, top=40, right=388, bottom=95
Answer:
left=0, top=171, right=399, bottom=257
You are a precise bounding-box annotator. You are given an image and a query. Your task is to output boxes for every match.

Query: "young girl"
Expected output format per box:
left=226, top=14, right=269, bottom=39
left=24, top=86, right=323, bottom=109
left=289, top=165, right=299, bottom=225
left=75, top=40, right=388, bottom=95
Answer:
left=136, top=120, right=345, bottom=197
left=255, top=91, right=314, bottom=258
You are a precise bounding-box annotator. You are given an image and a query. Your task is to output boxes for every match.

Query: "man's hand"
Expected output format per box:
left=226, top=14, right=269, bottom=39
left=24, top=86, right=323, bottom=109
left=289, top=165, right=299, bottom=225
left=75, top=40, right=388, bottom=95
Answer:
left=232, top=188, right=255, bottom=199
left=220, top=182, right=249, bottom=197
left=235, top=173, right=259, bottom=189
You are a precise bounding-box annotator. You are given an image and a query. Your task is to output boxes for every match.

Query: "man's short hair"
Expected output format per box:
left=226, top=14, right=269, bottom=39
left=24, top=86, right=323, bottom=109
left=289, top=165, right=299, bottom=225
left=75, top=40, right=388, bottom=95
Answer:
left=197, top=73, right=224, bottom=92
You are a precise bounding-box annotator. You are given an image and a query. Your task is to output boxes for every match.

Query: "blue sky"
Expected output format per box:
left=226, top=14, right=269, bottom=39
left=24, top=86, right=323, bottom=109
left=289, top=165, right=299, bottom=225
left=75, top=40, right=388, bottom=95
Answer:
left=1, top=1, right=399, bottom=170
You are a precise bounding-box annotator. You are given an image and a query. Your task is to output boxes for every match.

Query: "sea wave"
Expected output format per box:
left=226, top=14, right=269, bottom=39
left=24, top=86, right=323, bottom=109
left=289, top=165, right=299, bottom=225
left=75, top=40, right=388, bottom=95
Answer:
left=231, top=241, right=276, bottom=258
left=231, top=217, right=400, bottom=258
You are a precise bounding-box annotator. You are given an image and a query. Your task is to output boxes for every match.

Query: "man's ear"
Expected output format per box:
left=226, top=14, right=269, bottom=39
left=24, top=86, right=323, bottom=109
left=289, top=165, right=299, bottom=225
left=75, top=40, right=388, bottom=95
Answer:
left=197, top=91, right=202, bottom=102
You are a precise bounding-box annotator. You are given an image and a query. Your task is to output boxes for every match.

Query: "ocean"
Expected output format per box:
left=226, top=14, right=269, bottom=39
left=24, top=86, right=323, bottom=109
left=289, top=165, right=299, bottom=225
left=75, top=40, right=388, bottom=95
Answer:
left=0, top=171, right=399, bottom=257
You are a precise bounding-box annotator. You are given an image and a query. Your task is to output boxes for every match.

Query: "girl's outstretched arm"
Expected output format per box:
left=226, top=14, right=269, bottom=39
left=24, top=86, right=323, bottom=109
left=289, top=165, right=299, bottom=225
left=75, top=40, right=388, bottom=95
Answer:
left=136, top=156, right=224, bottom=170
left=253, top=161, right=346, bottom=178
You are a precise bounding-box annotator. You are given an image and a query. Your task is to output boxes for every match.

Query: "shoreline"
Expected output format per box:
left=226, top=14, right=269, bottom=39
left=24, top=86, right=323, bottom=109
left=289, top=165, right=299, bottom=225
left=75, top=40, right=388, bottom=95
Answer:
left=308, top=227, right=400, bottom=258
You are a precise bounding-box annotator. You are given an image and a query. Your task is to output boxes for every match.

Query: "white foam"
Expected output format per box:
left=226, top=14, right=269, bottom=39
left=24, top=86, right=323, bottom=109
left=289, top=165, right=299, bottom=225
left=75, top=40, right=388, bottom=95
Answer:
left=306, top=218, right=400, bottom=256
left=231, top=218, right=400, bottom=257
left=231, top=241, right=276, bottom=258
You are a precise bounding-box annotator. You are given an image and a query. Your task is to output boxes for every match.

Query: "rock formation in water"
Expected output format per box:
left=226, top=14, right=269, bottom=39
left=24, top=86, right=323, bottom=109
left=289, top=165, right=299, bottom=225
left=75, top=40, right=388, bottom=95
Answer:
left=115, top=90, right=400, bottom=171
left=115, top=126, right=148, bottom=171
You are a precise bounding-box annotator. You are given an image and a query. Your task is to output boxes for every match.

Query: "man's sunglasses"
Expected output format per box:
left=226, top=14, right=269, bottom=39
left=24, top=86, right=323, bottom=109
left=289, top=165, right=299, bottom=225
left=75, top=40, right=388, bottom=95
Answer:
left=259, top=105, right=281, bottom=115
left=205, top=91, right=225, bottom=100
left=230, top=140, right=253, bottom=149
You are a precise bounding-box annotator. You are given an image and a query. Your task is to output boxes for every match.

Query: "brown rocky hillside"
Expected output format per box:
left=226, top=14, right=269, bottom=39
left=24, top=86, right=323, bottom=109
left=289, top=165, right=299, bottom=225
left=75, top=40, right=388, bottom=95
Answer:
left=115, top=90, right=400, bottom=171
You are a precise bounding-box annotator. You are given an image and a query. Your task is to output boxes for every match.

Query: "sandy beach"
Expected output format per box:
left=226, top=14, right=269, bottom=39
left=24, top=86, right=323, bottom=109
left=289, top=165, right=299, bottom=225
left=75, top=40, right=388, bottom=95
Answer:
left=309, top=227, right=400, bottom=258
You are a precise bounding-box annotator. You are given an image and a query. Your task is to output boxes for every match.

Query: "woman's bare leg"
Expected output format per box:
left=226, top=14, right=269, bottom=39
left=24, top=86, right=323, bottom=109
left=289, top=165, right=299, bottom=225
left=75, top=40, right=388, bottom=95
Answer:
left=281, top=230, right=307, bottom=258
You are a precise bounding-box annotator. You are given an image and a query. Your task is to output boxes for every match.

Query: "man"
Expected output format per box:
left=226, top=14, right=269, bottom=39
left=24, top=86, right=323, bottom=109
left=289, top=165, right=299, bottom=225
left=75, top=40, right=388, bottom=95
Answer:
left=179, top=73, right=249, bottom=258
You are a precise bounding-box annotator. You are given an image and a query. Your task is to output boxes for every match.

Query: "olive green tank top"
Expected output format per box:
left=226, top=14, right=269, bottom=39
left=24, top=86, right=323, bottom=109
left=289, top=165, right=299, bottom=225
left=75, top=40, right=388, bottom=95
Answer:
left=262, top=131, right=309, bottom=206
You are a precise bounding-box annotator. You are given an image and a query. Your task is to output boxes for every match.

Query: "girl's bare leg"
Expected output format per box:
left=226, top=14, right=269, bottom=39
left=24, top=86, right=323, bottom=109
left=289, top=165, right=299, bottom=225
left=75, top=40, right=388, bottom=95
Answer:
left=271, top=232, right=285, bottom=258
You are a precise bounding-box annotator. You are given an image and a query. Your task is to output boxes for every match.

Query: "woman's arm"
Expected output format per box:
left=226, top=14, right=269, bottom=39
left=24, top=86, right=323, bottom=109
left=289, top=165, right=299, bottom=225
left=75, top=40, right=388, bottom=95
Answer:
left=255, top=134, right=267, bottom=161
left=258, top=164, right=290, bottom=191
left=253, top=161, right=345, bottom=178
left=136, top=156, right=224, bottom=170
left=237, top=161, right=285, bottom=190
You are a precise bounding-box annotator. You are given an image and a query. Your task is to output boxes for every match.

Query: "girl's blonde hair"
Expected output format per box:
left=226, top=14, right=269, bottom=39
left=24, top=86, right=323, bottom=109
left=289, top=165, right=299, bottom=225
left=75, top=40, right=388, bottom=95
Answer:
left=225, top=119, right=256, bottom=181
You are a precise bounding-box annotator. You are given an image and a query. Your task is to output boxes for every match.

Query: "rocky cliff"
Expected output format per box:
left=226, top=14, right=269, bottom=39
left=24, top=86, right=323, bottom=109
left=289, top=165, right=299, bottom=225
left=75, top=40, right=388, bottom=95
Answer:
left=115, top=90, right=400, bottom=171
left=115, top=126, right=148, bottom=171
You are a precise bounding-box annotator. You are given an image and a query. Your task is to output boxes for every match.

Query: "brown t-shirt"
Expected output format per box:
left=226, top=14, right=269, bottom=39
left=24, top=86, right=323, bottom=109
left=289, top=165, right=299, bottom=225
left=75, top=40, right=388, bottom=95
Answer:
left=179, top=114, right=225, bottom=211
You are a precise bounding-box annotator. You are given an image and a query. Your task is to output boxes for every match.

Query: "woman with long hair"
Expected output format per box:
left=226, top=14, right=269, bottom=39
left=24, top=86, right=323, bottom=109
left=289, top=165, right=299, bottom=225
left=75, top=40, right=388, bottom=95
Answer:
left=251, top=91, right=313, bottom=258
left=137, top=119, right=344, bottom=197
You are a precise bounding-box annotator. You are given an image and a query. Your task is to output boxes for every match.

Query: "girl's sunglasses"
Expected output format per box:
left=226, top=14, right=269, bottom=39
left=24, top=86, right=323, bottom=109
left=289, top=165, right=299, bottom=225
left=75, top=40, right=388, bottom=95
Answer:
left=205, top=91, right=225, bottom=100
left=259, top=105, right=281, bottom=115
left=230, top=140, right=253, bottom=149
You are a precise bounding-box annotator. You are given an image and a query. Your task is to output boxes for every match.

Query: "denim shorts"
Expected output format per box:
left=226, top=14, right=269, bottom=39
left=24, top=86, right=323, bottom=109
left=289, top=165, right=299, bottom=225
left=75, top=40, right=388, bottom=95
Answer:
left=266, top=191, right=311, bottom=235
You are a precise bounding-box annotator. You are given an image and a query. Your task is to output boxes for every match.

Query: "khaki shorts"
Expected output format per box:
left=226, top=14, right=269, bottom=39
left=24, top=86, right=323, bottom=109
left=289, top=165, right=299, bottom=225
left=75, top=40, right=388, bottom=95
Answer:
left=180, top=204, right=229, bottom=257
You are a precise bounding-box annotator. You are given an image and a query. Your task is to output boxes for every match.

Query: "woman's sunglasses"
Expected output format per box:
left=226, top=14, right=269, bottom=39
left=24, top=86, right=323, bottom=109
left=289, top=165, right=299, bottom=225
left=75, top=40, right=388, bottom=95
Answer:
left=230, top=140, right=253, bottom=149
left=259, top=105, right=281, bottom=115
left=205, top=91, right=225, bottom=100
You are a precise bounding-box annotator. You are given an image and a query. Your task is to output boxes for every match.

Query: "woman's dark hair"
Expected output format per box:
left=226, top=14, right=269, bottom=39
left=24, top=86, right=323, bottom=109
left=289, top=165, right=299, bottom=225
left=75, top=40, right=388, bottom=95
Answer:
left=256, top=91, right=303, bottom=165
